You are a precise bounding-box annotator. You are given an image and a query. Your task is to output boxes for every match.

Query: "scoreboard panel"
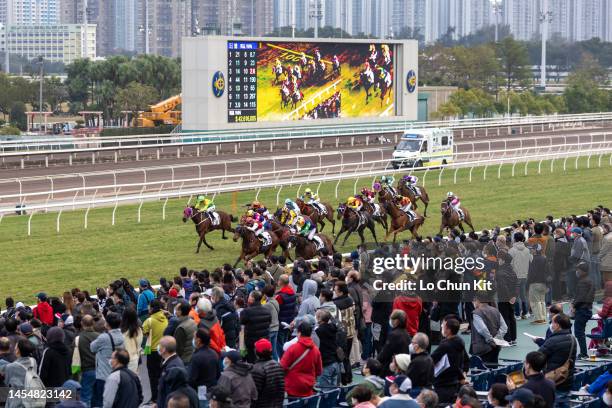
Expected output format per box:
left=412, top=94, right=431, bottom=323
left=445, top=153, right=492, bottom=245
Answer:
left=227, top=41, right=258, bottom=123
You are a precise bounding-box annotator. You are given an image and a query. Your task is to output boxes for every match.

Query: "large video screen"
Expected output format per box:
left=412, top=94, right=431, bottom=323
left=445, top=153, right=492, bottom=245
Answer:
left=227, top=40, right=395, bottom=123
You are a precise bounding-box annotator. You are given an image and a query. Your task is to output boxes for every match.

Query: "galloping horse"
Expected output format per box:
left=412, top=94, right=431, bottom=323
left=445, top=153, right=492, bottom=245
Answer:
left=182, top=206, right=235, bottom=252
left=397, top=181, right=430, bottom=217
left=378, top=191, right=424, bottom=242
left=232, top=226, right=280, bottom=268
left=360, top=70, right=375, bottom=103
left=334, top=204, right=379, bottom=246
left=360, top=198, right=389, bottom=233
left=267, top=218, right=294, bottom=261
left=296, top=198, right=335, bottom=234
left=288, top=233, right=335, bottom=259
left=439, top=201, right=475, bottom=235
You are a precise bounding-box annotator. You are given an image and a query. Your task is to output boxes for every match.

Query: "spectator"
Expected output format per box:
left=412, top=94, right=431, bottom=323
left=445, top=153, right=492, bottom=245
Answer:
left=90, top=312, right=125, bottom=407
left=157, top=336, right=189, bottom=408
left=573, top=262, right=595, bottom=358
left=591, top=215, right=603, bottom=289
left=569, top=227, right=590, bottom=297
left=379, top=375, right=420, bottom=408
left=4, top=318, right=20, bottom=355
left=59, top=314, right=77, bottom=350
left=217, top=350, right=258, bottom=408
left=530, top=304, right=564, bottom=348
left=508, top=351, right=555, bottom=407
left=189, top=328, right=220, bottom=407
left=0, top=337, right=15, bottom=387
left=505, top=387, right=546, bottom=408
left=431, top=318, right=469, bottom=404
left=509, top=233, right=533, bottom=319
left=280, top=321, right=322, bottom=398
left=496, top=250, right=519, bottom=344
left=416, top=389, right=439, bottom=408
left=488, top=383, right=509, bottom=408
left=392, top=293, right=423, bottom=337
left=240, top=290, right=272, bottom=363
left=378, top=309, right=411, bottom=377
left=209, top=386, right=232, bottom=408
left=56, top=379, right=88, bottom=408
left=333, top=281, right=356, bottom=384
left=318, top=288, right=338, bottom=316
left=407, top=332, right=434, bottom=389
left=1, top=339, right=39, bottom=408
left=552, top=228, right=571, bottom=300
left=601, top=223, right=612, bottom=284
left=102, top=349, right=143, bottom=408
left=144, top=299, right=169, bottom=402
left=33, top=292, right=54, bottom=327
left=275, top=275, right=297, bottom=356
left=349, top=384, right=376, bottom=408
left=603, top=380, right=612, bottom=407
left=167, top=392, right=197, bottom=408
left=267, top=256, right=284, bottom=282
left=120, top=308, right=143, bottom=374
left=251, top=339, right=285, bottom=408
left=314, top=309, right=340, bottom=388
left=262, top=285, right=280, bottom=360
left=180, top=267, right=195, bottom=300
left=137, top=279, right=155, bottom=321
left=165, top=370, right=199, bottom=408
left=39, top=326, right=71, bottom=388
left=73, top=314, right=99, bottom=406
left=173, top=301, right=197, bottom=364
left=585, top=368, right=612, bottom=397
left=346, top=359, right=385, bottom=405
left=211, top=287, right=239, bottom=350
left=527, top=244, right=548, bottom=324
left=297, top=279, right=320, bottom=319
left=196, top=298, right=226, bottom=355
left=470, top=296, right=507, bottom=364
left=538, top=313, right=576, bottom=393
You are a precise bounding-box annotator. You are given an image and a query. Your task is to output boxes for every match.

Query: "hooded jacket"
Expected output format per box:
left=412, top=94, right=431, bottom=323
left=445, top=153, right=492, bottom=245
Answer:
left=162, top=364, right=198, bottom=408
left=240, top=303, right=272, bottom=347
left=509, top=242, right=533, bottom=279
left=280, top=336, right=323, bottom=397
left=33, top=301, right=54, bottom=326
left=392, top=296, right=423, bottom=336
left=39, top=339, right=71, bottom=387
left=213, top=298, right=239, bottom=348
left=143, top=310, right=169, bottom=351
left=495, top=263, right=519, bottom=302
left=197, top=311, right=226, bottom=355
left=275, top=286, right=298, bottom=324
left=297, top=280, right=320, bottom=318
left=217, top=361, right=258, bottom=408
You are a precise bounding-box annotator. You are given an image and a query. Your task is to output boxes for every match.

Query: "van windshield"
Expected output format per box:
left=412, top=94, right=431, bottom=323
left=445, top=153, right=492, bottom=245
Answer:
left=396, top=139, right=422, bottom=152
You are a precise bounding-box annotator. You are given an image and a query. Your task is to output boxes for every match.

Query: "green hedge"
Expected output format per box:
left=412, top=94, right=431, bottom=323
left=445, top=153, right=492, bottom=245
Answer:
left=100, top=125, right=174, bottom=137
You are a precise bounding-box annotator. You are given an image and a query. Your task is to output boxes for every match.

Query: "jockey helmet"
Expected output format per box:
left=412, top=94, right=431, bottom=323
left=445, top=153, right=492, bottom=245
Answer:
left=447, top=192, right=454, bottom=197
left=372, top=182, right=382, bottom=191
left=246, top=209, right=254, bottom=217
left=285, top=198, right=292, bottom=205
left=197, top=195, right=205, bottom=201
left=296, top=217, right=305, bottom=227
left=304, top=188, right=312, bottom=194
left=252, top=201, right=262, bottom=209
left=402, top=175, right=411, bottom=181
left=245, top=217, right=254, bottom=225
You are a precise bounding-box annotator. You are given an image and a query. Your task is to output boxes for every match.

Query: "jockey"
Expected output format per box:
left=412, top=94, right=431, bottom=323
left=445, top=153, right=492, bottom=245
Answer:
left=293, top=65, right=302, bottom=80
left=302, top=188, right=325, bottom=214
left=245, top=216, right=268, bottom=244
left=402, top=175, right=420, bottom=196
left=381, top=44, right=392, bottom=68
left=346, top=196, right=363, bottom=212
left=364, top=62, right=374, bottom=82
left=296, top=216, right=323, bottom=250
left=332, top=55, right=340, bottom=68
left=284, top=198, right=300, bottom=215
left=446, top=191, right=463, bottom=218
left=274, top=59, right=282, bottom=71
left=398, top=196, right=416, bottom=221
left=300, top=52, right=308, bottom=66
left=314, top=49, right=321, bottom=63
left=251, top=200, right=270, bottom=220
left=368, top=44, right=378, bottom=66
left=378, top=67, right=392, bottom=88
left=380, top=175, right=398, bottom=196
left=195, top=195, right=219, bottom=225
left=360, top=187, right=380, bottom=216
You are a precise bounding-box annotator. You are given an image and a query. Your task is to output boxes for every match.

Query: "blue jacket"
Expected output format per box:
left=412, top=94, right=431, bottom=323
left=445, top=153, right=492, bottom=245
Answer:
left=588, top=370, right=612, bottom=397
left=137, top=289, right=155, bottom=317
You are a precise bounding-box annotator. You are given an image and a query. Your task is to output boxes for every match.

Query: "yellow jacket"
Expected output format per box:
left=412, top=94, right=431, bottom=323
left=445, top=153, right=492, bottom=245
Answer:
left=143, top=310, right=168, bottom=351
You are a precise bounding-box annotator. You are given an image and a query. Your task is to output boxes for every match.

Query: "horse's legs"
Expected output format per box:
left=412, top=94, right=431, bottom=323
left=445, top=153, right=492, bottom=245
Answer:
left=423, top=202, right=428, bottom=218
left=333, top=225, right=346, bottom=245
left=196, top=237, right=203, bottom=254
left=357, top=228, right=366, bottom=245
left=222, top=229, right=227, bottom=240
left=202, top=234, right=214, bottom=250
left=233, top=254, right=243, bottom=269
left=367, top=221, right=378, bottom=245
left=319, top=220, right=326, bottom=233
left=458, top=223, right=465, bottom=233
left=341, top=226, right=355, bottom=247
left=466, top=220, right=476, bottom=232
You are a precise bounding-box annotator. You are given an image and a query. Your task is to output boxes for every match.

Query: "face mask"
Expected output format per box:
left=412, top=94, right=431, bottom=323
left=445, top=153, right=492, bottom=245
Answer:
left=108, top=359, right=113, bottom=366
left=409, top=344, right=416, bottom=354
left=549, top=323, right=554, bottom=333
left=192, top=339, right=197, bottom=349
left=604, top=393, right=612, bottom=407
left=157, top=344, right=162, bottom=353
left=389, top=319, right=394, bottom=328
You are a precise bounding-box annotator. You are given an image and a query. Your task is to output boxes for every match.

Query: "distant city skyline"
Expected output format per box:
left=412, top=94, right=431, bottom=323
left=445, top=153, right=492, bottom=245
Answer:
left=1, top=0, right=611, bottom=61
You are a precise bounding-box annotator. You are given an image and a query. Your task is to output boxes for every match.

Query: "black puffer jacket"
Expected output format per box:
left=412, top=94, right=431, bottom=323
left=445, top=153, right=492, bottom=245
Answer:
left=538, top=329, right=576, bottom=391
left=252, top=358, right=285, bottom=408
left=378, top=326, right=411, bottom=377
left=39, top=341, right=71, bottom=387
left=240, top=304, right=272, bottom=346
left=495, top=263, right=519, bottom=302
left=214, top=298, right=239, bottom=348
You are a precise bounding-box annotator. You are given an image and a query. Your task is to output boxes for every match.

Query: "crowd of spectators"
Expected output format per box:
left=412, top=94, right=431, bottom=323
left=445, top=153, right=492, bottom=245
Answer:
left=0, top=206, right=610, bottom=407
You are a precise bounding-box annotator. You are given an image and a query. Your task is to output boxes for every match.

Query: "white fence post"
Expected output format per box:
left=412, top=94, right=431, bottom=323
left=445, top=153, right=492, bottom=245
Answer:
left=438, top=167, right=444, bottom=186
left=56, top=210, right=62, bottom=233
left=27, top=211, right=35, bottom=236
left=498, top=163, right=503, bottom=179
left=453, top=168, right=459, bottom=184
left=162, top=198, right=169, bottom=220
left=84, top=207, right=91, bottom=229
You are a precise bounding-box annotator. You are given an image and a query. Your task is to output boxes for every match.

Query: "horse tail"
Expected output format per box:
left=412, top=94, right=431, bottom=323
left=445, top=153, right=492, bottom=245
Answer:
left=230, top=214, right=236, bottom=222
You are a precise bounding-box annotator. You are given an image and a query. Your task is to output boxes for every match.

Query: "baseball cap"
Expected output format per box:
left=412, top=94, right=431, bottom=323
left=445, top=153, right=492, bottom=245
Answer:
left=222, top=350, right=242, bottom=364
left=392, top=375, right=412, bottom=394
left=254, top=338, right=272, bottom=354
left=62, top=379, right=81, bottom=392
left=506, top=388, right=534, bottom=405
left=19, top=323, right=33, bottom=335
left=210, top=386, right=232, bottom=403
left=35, top=292, right=47, bottom=301
left=571, top=227, right=583, bottom=234
left=15, top=302, right=25, bottom=309
left=139, top=279, right=149, bottom=288
left=168, top=288, right=178, bottom=298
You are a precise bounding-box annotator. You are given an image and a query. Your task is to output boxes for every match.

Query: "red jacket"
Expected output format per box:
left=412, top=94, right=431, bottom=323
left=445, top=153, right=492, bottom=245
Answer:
left=33, top=301, right=54, bottom=326
left=280, top=336, right=322, bottom=397
left=208, top=322, right=226, bottom=355
left=392, top=296, right=423, bottom=336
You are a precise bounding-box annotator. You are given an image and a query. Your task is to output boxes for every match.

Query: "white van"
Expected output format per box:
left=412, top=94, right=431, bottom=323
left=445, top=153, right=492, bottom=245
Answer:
left=391, top=128, right=454, bottom=169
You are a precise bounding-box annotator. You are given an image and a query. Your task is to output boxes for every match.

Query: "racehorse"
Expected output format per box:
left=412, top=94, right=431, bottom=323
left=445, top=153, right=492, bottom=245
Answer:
left=439, top=201, right=475, bottom=235
left=280, top=86, right=291, bottom=109
left=378, top=191, right=424, bottom=242
left=267, top=218, right=294, bottom=261
left=288, top=233, right=335, bottom=259
left=334, top=204, right=379, bottom=246
left=290, top=90, right=304, bottom=109
left=375, top=74, right=392, bottom=107
left=397, top=182, right=430, bottom=217
left=232, top=225, right=280, bottom=268
left=332, top=60, right=341, bottom=77
left=361, top=199, right=389, bottom=233
left=272, top=65, right=284, bottom=84
left=296, top=198, right=335, bottom=233
left=182, top=206, right=235, bottom=252
left=360, top=70, right=375, bottom=103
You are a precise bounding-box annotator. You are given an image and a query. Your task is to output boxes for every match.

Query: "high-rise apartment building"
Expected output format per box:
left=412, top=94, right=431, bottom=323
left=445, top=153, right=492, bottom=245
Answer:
left=0, top=0, right=59, bottom=26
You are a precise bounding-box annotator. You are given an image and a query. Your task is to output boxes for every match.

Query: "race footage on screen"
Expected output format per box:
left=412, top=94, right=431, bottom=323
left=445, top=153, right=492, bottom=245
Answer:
left=227, top=41, right=395, bottom=123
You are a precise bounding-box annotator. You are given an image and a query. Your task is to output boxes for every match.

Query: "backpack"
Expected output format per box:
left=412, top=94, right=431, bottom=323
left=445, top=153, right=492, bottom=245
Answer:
left=15, top=358, right=46, bottom=408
